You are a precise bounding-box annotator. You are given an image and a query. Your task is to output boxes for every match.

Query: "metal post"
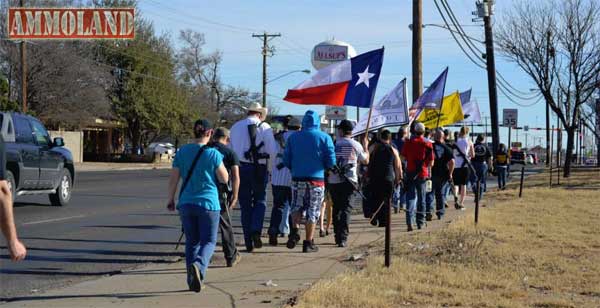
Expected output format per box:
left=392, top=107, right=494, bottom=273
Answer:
left=508, top=126, right=512, bottom=150
left=519, top=166, right=525, bottom=198
left=550, top=125, right=554, bottom=186
left=384, top=197, right=391, bottom=268
left=474, top=180, right=480, bottom=224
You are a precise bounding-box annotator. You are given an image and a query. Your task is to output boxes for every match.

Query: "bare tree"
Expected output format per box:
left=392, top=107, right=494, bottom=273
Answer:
left=178, top=29, right=258, bottom=124
left=496, top=0, right=600, bottom=177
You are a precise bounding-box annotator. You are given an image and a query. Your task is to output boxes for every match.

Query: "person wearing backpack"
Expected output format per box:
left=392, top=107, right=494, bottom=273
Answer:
left=167, top=119, right=229, bottom=293
left=471, top=134, right=492, bottom=200
left=401, top=122, right=434, bottom=231
left=495, top=143, right=510, bottom=190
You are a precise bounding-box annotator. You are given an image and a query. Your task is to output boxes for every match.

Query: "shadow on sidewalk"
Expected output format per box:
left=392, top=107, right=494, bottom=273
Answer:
left=0, top=290, right=189, bottom=303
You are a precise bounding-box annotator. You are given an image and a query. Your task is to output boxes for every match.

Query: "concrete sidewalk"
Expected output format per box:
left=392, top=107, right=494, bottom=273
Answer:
left=0, top=201, right=473, bottom=308
left=75, top=162, right=171, bottom=172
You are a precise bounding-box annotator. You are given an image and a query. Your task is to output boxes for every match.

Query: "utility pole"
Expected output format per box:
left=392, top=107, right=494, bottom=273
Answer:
left=20, top=0, right=27, bottom=113
left=252, top=32, right=281, bottom=108
left=478, top=0, right=500, bottom=154
left=412, top=0, right=423, bottom=102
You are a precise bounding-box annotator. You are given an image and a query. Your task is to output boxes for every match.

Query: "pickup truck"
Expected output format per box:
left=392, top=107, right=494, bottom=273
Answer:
left=1, top=112, right=75, bottom=206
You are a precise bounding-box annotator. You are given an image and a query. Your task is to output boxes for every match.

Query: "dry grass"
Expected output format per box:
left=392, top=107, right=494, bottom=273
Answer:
left=293, top=169, right=600, bottom=308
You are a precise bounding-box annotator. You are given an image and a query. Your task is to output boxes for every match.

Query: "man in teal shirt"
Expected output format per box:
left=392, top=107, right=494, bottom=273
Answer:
left=167, top=119, right=228, bottom=293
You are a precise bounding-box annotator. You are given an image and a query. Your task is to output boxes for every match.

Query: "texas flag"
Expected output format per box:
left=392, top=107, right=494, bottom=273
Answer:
left=284, top=48, right=384, bottom=108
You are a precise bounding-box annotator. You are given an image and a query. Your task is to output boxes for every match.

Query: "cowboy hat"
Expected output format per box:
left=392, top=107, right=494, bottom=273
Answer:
left=247, top=102, right=264, bottom=114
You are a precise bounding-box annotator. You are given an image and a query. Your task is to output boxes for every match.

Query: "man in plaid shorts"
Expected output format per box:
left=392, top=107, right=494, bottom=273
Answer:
left=283, top=110, right=336, bottom=253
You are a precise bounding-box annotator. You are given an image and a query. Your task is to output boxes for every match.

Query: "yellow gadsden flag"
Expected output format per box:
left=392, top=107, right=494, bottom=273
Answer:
left=417, top=91, right=464, bottom=128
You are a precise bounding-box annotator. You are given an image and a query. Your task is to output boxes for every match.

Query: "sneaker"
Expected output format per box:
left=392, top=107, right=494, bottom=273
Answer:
left=407, top=225, right=414, bottom=232
left=252, top=233, right=263, bottom=249
left=319, top=229, right=326, bottom=238
left=302, top=240, right=319, bottom=253
left=338, top=241, right=347, bottom=248
left=393, top=207, right=399, bottom=214
left=455, top=202, right=465, bottom=210
left=226, top=252, right=242, bottom=268
left=268, top=234, right=278, bottom=246
left=189, top=263, right=202, bottom=293
left=444, top=202, right=449, bottom=208
left=417, top=224, right=423, bottom=230
left=425, top=213, right=433, bottom=221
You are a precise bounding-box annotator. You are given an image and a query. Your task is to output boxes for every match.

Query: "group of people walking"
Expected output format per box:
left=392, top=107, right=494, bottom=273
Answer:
left=167, top=102, right=510, bottom=292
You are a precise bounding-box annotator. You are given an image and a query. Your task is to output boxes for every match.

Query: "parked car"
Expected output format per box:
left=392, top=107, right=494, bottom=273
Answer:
left=526, top=153, right=538, bottom=165
left=510, top=150, right=526, bottom=165
left=1, top=112, right=75, bottom=206
left=147, top=142, right=175, bottom=156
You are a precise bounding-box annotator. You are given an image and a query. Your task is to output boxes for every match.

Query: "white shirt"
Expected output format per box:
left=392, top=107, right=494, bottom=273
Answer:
left=328, top=137, right=368, bottom=184
left=454, top=137, right=472, bottom=168
left=271, top=130, right=294, bottom=187
left=230, top=116, right=276, bottom=165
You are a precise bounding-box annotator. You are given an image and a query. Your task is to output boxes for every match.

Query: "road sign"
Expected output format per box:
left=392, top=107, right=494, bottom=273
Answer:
left=325, top=106, right=347, bottom=120
left=502, top=108, right=518, bottom=127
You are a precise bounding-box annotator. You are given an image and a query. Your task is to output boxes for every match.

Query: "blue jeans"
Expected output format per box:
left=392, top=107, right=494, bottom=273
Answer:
left=269, top=185, right=292, bottom=236
left=432, top=176, right=449, bottom=218
left=471, top=162, right=488, bottom=200
left=405, top=176, right=427, bottom=227
left=239, top=163, right=268, bottom=250
left=425, top=189, right=435, bottom=216
left=179, top=205, right=220, bottom=283
left=393, top=185, right=407, bottom=210
left=496, top=165, right=507, bottom=189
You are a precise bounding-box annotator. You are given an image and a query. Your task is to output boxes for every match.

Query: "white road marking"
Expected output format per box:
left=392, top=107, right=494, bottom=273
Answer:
left=22, top=215, right=85, bottom=226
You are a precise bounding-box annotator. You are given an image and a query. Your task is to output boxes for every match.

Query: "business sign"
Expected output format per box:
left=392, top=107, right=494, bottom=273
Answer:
left=8, top=8, right=135, bottom=39
left=311, top=40, right=356, bottom=70
left=325, top=106, right=347, bottom=121
left=502, top=108, right=518, bottom=127
left=314, top=45, right=348, bottom=62
left=511, top=142, right=522, bottom=148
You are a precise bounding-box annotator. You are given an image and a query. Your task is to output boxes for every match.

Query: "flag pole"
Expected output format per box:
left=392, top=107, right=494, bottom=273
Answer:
left=435, top=67, right=449, bottom=129
left=364, top=46, right=384, bottom=137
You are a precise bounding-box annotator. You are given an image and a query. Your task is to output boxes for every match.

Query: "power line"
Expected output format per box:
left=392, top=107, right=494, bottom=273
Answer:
left=142, top=0, right=259, bottom=33
left=433, top=0, right=540, bottom=106
left=439, top=0, right=540, bottom=99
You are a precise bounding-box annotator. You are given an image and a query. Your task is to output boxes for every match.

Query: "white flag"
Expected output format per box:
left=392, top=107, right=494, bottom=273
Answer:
left=459, top=98, right=482, bottom=124
left=352, top=79, right=408, bottom=136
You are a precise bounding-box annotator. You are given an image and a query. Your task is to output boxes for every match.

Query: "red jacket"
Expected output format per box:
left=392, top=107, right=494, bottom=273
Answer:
left=401, top=136, right=434, bottom=179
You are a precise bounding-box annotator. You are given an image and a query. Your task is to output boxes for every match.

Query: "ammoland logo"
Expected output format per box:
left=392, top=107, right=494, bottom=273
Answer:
left=8, top=8, right=135, bottom=39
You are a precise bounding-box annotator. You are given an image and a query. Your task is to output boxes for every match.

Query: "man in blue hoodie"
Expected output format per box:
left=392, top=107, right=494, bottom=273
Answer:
left=283, top=110, right=336, bottom=253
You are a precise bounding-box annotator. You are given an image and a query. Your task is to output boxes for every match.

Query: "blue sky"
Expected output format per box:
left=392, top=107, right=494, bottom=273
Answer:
left=138, top=0, right=553, bottom=148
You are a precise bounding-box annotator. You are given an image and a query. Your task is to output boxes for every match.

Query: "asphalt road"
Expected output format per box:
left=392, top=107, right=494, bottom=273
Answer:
left=0, top=169, right=236, bottom=300
left=0, top=165, right=540, bottom=301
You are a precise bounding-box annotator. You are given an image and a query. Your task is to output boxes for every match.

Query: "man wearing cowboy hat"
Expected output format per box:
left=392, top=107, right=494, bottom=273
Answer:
left=229, top=102, right=276, bottom=252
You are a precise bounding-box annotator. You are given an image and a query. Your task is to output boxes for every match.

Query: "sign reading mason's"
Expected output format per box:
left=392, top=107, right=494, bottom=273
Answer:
left=8, top=8, right=135, bottom=39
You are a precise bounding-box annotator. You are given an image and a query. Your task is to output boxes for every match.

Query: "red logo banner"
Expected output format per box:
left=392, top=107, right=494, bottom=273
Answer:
left=8, top=8, right=135, bottom=39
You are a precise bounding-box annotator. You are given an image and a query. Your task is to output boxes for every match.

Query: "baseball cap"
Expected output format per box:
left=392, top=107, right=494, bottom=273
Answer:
left=337, top=119, right=354, bottom=132
left=194, top=119, right=212, bottom=131
left=213, top=127, right=230, bottom=139
left=414, top=122, right=425, bottom=133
